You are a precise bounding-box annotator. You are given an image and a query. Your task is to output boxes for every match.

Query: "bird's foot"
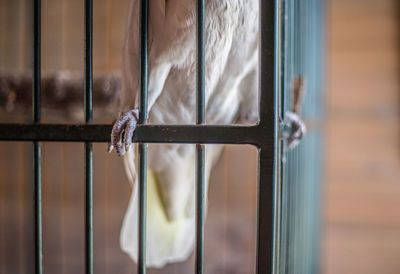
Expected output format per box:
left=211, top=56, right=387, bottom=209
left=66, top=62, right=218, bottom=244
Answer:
left=281, top=111, right=307, bottom=150
left=109, top=109, right=139, bottom=156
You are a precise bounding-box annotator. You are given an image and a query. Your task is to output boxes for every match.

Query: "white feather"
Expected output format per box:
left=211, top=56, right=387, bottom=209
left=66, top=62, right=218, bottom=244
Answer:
left=119, top=0, right=259, bottom=268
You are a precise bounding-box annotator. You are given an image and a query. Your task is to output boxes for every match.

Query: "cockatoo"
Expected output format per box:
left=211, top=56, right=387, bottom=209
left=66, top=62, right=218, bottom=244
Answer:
left=110, top=0, right=305, bottom=268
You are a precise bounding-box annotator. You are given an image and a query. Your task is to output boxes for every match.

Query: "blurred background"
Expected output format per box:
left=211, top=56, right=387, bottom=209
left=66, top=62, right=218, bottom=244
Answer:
left=0, top=0, right=399, bottom=273
left=323, top=0, right=400, bottom=273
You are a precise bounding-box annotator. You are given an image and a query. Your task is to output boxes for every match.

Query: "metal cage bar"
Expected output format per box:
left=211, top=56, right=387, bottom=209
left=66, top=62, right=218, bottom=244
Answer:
left=195, top=0, right=206, bottom=273
left=138, top=0, right=149, bottom=273
left=257, top=0, right=279, bottom=273
left=84, top=0, right=94, bottom=273
left=33, top=0, right=42, bottom=273
left=0, top=124, right=264, bottom=145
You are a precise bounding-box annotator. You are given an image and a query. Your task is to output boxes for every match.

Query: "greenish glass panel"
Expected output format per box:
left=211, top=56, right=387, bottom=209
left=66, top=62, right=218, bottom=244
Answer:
left=276, top=0, right=325, bottom=273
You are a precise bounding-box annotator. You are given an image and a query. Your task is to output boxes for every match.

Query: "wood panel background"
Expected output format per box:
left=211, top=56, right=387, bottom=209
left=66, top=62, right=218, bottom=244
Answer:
left=322, top=0, right=400, bottom=273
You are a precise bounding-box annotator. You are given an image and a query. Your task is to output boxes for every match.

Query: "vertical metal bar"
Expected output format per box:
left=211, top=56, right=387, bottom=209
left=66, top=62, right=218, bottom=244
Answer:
left=33, top=143, right=42, bottom=274
left=195, top=144, right=205, bottom=274
left=84, top=0, right=93, bottom=124
left=84, top=142, right=93, bottom=274
left=33, top=0, right=42, bottom=273
left=84, top=0, right=93, bottom=274
left=138, top=0, right=149, bottom=273
left=139, top=0, right=149, bottom=125
left=138, top=143, right=147, bottom=274
left=257, top=0, right=279, bottom=273
left=33, top=0, right=41, bottom=124
left=195, top=0, right=206, bottom=273
left=196, top=0, right=205, bottom=124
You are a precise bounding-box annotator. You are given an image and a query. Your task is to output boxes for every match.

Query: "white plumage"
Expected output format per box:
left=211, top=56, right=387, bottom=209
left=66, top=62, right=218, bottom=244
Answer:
left=113, top=0, right=259, bottom=268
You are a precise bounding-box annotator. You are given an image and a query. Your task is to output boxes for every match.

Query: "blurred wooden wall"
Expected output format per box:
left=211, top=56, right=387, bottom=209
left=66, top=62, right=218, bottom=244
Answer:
left=0, top=0, right=129, bottom=73
left=0, top=0, right=131, bottom=123
left=323, top=0, right=400, bottom=273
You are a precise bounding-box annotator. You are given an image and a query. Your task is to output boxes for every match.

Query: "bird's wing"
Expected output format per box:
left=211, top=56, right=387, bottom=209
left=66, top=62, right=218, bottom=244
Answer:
left=120, top=0, right=196, bottom=111
left=121, top=0, right=166, bottom=110
left=119, top=0, right=170, bottom=187
left=119, top=0, right=259, bottom=268
left=121, top=144, right=223, bottom=268
left=120, top=169, right=195, bottom=268
left=119, top=0, right=192, bottom=185
left=238, top=65, right=259, bottom=124
left=120, top=0, right=202, bottom=268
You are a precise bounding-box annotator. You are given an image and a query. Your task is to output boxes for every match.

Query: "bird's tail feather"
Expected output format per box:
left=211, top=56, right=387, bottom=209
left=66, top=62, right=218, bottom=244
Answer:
left=120, top=148, right=195, bottom=268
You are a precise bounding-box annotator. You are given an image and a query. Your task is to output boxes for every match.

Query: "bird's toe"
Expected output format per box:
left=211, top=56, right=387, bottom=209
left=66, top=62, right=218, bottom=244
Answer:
left=110, top=109, right=139, bottom=156
left=284, top=111, right=307, bottom=149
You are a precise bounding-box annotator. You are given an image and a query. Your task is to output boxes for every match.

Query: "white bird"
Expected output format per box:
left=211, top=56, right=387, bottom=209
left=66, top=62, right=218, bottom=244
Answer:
left=110, top=0, right=261, bottom=268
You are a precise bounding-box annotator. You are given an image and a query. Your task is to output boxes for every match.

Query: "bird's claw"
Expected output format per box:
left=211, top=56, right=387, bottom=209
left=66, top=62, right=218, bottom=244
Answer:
left=282, top=111, right=307, bottom=150
left=110, top=109, right=139, bottom=156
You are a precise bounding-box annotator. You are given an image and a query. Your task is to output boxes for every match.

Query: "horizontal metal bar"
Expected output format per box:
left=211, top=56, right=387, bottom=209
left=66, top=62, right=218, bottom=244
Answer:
left=0, top=123, right=272, bottom=146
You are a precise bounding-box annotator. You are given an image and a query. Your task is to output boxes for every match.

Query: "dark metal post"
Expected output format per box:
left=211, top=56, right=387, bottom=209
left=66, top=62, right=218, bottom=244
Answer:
left=138, top=0, right=149, bottom=273
left=84, top=0, right=94, bottom=273
left=195, top=0, right=206, bottom=273
left=33, top=0, right=41, bottom=124
left=196, top=0, right=205, bottom=125
left=33, top=0, right=42, bottom=273
left=257, top=0, right=279, bottom=273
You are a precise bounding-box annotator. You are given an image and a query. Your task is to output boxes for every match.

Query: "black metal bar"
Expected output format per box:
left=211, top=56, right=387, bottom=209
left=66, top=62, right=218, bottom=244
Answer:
left=33, top=142, right=42, bottom=274
left=256, top=0, right=279, bottom=273
left=84, top=0, right=93, bottom=125
left=139, top=0, right=149, bottom=124
left=195, top=143, right=205, bottom=274
left=138, top=0, right=149, bottom=273
left=196, top=0, right=205, bottom=125
left=33, top=0, right=42, bottom=273
left=138, top=143, right=147, bottom=274
left=0, top=124, right=271, bottom=145
left=84, top=0, right=93, bottom=273
left=84, top=142, right=93, bottom=274
left=195, top=0, right=206, bottom=273
left=33, top=1, right=41, bottom=124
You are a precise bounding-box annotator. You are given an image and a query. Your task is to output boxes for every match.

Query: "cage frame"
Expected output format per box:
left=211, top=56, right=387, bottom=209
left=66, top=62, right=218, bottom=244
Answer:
left=0, top=0, right=281, bottom=274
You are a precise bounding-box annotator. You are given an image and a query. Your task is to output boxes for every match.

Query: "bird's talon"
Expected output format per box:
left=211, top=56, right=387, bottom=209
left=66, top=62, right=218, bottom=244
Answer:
left=282, top=111, right=307, bottom=149
left=110, top=109, right=139, bottom=156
